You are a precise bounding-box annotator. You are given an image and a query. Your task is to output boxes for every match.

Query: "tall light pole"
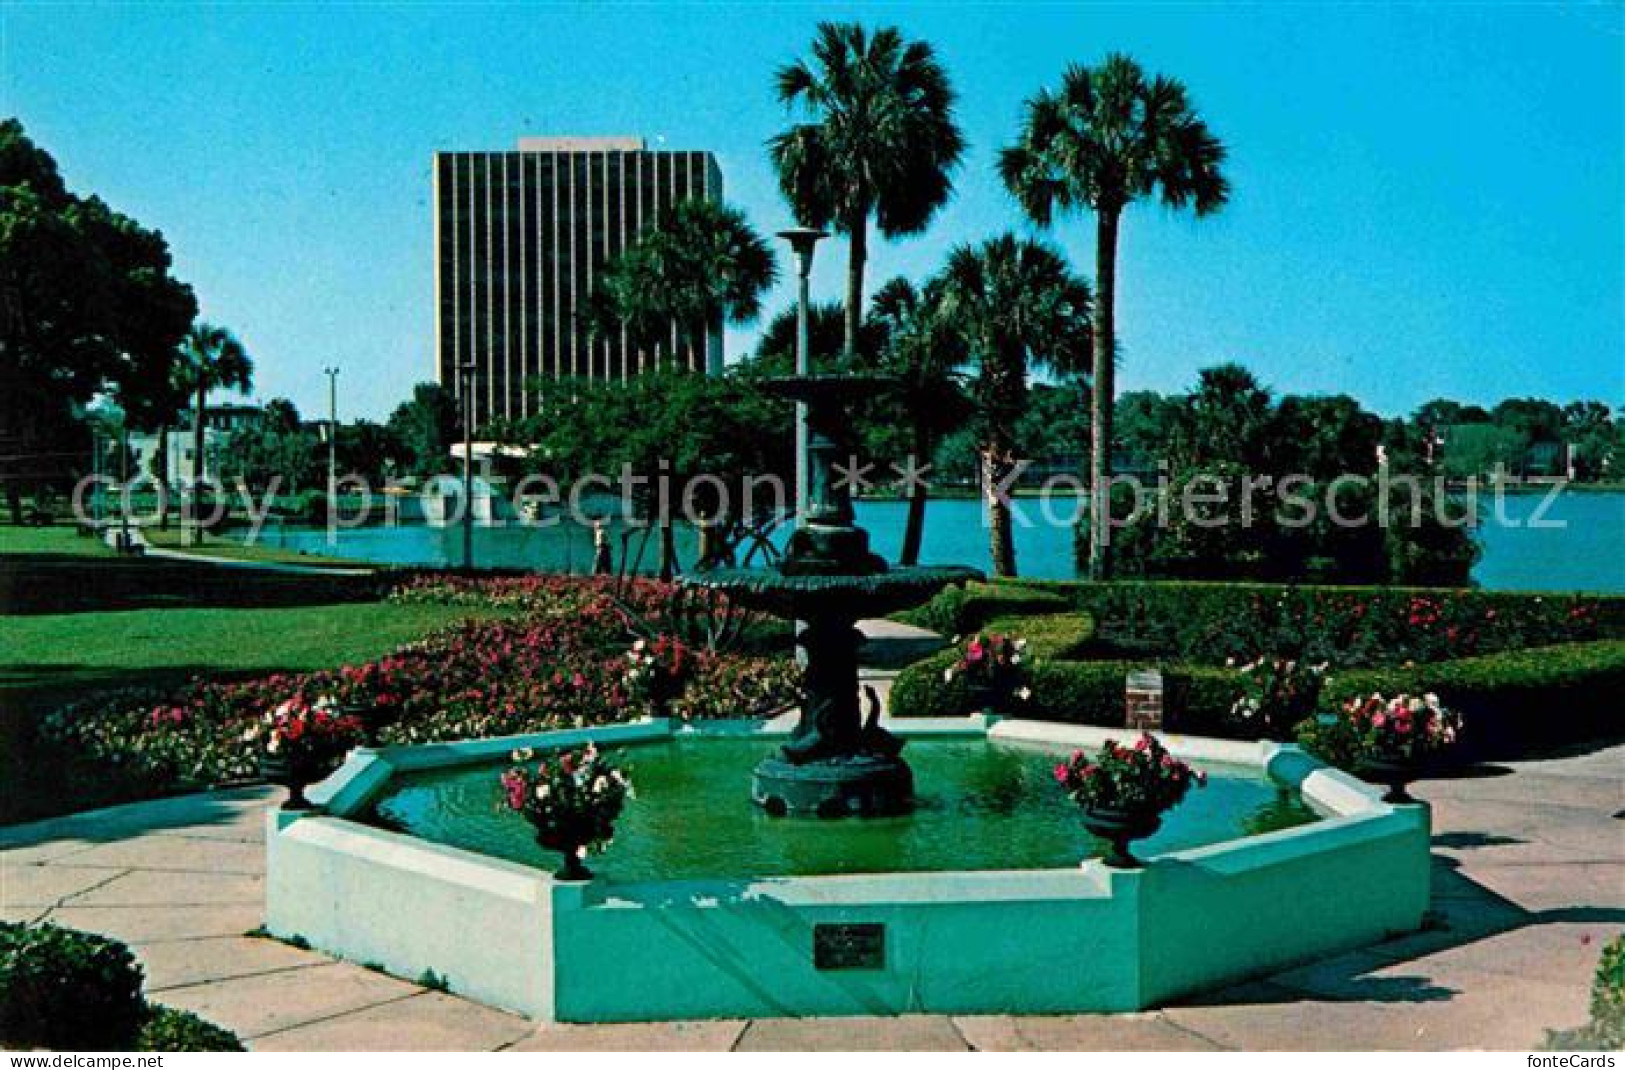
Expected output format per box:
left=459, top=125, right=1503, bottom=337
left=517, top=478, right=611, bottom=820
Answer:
left=322, top=367, right=339, bottom=530
left=777, top=227, right=826, bottom=525
left=459, top=360, right=477, bottom=570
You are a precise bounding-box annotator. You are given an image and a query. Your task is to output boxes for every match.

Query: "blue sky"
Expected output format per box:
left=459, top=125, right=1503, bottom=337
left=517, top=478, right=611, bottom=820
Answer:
left=4, top=2, right=1622, bottom=421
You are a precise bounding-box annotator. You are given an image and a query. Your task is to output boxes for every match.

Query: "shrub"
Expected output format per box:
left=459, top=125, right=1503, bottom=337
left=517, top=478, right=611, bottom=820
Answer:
left=1023, top=580, right=1620, bottom=668
left=0, top=921, right=146, bottom=1050
left=1322, top=640, right=1625, bottom=758
left=888, top=613, right=1104, bottom=720
left=1546, top=934, right=1624, bottom=1051
left=136, top=1006, right=245, bottom=1052
left=893, top=581, right=1070, bottom=635
left=1227, top=656, right=1328, bottom=741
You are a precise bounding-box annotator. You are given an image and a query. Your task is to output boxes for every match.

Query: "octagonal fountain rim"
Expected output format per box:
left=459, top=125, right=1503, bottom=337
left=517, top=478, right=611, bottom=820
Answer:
left=267, top=718, right=1429, bottom=1022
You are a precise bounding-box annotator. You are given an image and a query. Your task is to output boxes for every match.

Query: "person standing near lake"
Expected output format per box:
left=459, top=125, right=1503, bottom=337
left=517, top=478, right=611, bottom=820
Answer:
left=591, top=519, right=614, bottom=576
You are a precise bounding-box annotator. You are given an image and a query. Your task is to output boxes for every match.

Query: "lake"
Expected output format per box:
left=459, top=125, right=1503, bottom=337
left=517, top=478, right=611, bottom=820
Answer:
left=238, top=488, right=1625, bottom=593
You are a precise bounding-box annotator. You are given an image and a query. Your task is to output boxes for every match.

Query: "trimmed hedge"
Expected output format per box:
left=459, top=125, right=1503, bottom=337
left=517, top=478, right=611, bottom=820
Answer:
left=0, top=921, right=243, bottom=1052
left=891, top=609, right=1625, bottom=758
left=893, top=581, right=1071, bottom=636
left=1324, top=639, right=1625, bottom=758
left=1017, top=579, right=1623, bottom=668
left=0, top=921, right=146, bottom=1050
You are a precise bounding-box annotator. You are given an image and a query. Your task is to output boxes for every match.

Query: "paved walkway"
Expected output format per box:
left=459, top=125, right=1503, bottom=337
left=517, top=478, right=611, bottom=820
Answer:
left=2, top=742, right=1620, bottom=1050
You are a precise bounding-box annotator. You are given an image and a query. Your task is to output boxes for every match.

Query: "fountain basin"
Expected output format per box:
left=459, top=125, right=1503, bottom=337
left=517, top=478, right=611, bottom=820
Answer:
left=265, top=718, right=1430, bottom=1022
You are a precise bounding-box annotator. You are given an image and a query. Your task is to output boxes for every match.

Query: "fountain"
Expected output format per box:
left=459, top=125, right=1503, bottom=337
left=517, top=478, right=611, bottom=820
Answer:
left=694, top=374, right=980, bottom=817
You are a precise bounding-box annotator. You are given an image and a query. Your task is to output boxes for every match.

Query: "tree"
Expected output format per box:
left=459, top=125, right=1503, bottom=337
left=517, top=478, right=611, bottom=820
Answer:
left=505, top=371, right=791, bottom=579
left=386, top=383, right=461, bottom=480
left=1001, top=54, right=1228, bottom=578
left=770, top=22, right=965, bottom=357
left=1175, top=363, right=1275, bottom=471
left=0, top=119, right=196, bottom=522
left=173, top=323, right=251, bottom=541
left=1274, top=393, right=1384, bottom=482
left=936, top=235, right=1091, bottom=577
left=867, top=276, right=970, bottom=566
left=336, top=419, right=402, bottom=486
left=746, top=300, right=877, bottom=376
left=588, top=199, right=775, bottom=366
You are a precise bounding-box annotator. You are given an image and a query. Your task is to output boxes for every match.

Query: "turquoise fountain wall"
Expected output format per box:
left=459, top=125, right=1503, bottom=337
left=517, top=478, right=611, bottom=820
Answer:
left=266, top=720, right=1431, bottom=1021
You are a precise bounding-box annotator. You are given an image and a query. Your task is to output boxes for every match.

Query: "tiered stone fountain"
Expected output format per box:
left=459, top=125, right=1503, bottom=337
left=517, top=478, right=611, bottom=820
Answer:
left=695, top=374, right=980, bottom=817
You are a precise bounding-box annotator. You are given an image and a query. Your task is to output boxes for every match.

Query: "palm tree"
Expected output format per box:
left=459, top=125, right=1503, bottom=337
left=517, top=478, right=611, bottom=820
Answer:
left=936, top=236, right=1091, bottom=578
left=867, top=276, right=969, bottom=566
left=1000, top=54, right=1228, bottom=579
left=589, top=199, right=776, bottom=371
left=176, top=322, right=252, bottom=544
left=769, top=21, right=964, bottom=357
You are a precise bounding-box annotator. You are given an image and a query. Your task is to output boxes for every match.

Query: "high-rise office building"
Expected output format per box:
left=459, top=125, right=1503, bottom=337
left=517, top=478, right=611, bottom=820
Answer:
left=433, top=136, right=723, bottom=428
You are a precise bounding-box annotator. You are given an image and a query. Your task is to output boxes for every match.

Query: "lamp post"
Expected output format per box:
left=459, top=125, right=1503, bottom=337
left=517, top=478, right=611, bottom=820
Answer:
left=459, top=360, right=477, bottom=570
left=322, top=367, right=339, bottom=532
left=777, top=227, right=827, bottom=525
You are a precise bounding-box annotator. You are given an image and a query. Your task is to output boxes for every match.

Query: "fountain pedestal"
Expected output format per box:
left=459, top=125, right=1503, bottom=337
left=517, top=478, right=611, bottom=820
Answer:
left=694, top=375, right=979, bottom=817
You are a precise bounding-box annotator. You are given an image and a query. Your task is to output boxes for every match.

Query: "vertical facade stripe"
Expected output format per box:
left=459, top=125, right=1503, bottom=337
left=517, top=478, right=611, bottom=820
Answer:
left=435, top=145, right=720, bottom=425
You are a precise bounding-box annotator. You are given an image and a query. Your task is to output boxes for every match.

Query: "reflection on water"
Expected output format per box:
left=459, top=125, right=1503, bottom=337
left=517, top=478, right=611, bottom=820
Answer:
left=367, top=738, right=1321, bottom=882
left=236, top=490, right=1625, bottom=591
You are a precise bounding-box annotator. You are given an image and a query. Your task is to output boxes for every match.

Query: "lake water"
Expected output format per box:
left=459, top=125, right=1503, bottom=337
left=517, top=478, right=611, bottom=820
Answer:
left=239, top=488, right=1625, bottom=592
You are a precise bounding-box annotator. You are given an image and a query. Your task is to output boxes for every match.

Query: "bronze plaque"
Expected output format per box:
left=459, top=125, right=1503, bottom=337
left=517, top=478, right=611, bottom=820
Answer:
left=813, top=923, right=885, bottom=970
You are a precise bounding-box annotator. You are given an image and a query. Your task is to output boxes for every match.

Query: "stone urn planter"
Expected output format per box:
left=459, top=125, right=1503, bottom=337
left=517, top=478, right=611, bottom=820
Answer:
left=260, top=753, right=335, bottom=812
left=533, top=826, right=593, bottom=882
left=1356, top=755, right=1422, bottom=804
left=1079, top=806, right=1163, bottom=869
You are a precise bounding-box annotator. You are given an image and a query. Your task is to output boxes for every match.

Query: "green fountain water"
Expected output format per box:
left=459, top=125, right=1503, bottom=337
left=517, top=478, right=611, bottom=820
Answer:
left=368, top=737, right=1321, bottom=882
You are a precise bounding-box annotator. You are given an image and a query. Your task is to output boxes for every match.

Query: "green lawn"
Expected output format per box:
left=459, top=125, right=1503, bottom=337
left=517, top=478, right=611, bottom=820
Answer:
left=0, top=524, right=115, bottom=557
left=0, top=550, right=502, bottom=823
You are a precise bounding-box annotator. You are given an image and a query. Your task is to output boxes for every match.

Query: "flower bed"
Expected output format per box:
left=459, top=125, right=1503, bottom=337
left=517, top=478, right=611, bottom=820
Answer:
left=893, top=581, right=1622, bottom=739
left=44, top=576, right=800, bottom=792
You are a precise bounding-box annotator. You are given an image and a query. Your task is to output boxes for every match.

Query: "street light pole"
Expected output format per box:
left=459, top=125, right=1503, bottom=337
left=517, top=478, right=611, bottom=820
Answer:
left=777, top=227, right=827, bottom=525
left=459, top=360, right=477, bottom=570
left=323, top=367, right=339, bottom=532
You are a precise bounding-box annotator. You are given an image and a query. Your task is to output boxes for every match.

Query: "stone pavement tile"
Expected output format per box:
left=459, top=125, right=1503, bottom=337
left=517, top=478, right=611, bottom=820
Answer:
left=1423, top=770, right=1624, bottom=812
left=1366, top=893, right=1530, bottom=962
left=45, top=902, right=264, bottom=943
left=58, top=834, right=266, bottom=876
left=0, top=863, right=127, bottom=907
left=507, top=1019, right=746, bottom=1052
left=254, top=991, right=533, bottom=1052
left=735, top=1015, right=970, bottom=1051
left=1255, top=953, right=1592, bottom=1050
left=0, top=839, right=99, bottom=866
left=65, top=868, right=262, bottom=907
left=136, top=935, right=323, bottom=991
left=1426, top=797, right=1625, bottom=860
left=1432, top=833, right=1613, bottom=870
left=953, top=1013, right=1223, bottom=1052
left=1458, top=861, right=1625, bottom=913
left=160, top=961, right=421, bottom=1040
left=1378, top=921, right=1622, bottom=988
left=1269, top=949, right=1464, bottom=1004
left=1161, top=987, right=1501, bottom=1051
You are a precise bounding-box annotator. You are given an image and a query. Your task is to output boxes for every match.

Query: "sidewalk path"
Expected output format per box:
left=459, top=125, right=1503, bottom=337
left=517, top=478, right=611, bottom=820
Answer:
left=3, top=742, right=1619, bottom=1050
